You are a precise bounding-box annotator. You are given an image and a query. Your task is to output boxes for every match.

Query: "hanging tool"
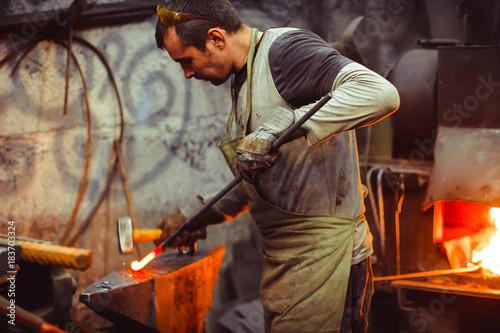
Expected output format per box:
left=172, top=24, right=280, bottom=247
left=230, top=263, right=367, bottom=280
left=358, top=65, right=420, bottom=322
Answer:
left=131, top=92, right=333, bottom=270
left=114, top=141, right=145, bottom=258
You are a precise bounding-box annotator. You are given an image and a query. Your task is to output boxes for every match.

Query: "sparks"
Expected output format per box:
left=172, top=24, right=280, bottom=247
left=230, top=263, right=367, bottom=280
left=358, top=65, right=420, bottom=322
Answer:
left=130, top=246, right=163, bottom=271
left=472, top=207, right=500, bottom=275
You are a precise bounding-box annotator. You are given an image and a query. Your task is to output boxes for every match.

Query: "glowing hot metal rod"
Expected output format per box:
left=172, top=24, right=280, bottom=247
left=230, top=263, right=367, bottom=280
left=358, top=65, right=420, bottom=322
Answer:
left=131, top=92, right=333, bottom=270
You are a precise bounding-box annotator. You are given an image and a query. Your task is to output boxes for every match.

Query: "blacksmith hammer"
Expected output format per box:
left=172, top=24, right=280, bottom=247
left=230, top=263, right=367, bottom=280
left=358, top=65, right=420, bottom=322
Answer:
left=117, top=217, right=162, bottom=254
left=117, top=217, right=204, bottom=255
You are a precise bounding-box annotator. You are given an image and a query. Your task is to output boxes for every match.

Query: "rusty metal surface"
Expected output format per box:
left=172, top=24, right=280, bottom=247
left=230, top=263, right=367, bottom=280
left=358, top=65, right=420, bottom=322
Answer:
left=390, top=279, right=500, bottom=300
left=424, top=126, right=500, bottom=209
left=79, top=245, right=225, bottom=333
left=388, top=265, right=500, bottom=300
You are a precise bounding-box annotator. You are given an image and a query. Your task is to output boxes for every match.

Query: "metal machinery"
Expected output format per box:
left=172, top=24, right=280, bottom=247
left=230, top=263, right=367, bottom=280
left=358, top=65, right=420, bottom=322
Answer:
left=366, top=0, right=500, bottom=332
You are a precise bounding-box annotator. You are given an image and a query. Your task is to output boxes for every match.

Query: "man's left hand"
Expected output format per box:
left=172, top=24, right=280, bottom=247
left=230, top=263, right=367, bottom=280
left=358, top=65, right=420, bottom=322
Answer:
left=236, top=105, right=295, bottom=183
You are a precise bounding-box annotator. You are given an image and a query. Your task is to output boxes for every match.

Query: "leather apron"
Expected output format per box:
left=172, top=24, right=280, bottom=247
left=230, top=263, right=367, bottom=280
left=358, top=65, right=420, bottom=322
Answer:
left=218, top=28, right=364, bottom=332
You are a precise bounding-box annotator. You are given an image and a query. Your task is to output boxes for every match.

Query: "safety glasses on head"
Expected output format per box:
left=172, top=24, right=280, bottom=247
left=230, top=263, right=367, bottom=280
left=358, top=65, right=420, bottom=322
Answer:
left=156, top=5, right=225, bottom=29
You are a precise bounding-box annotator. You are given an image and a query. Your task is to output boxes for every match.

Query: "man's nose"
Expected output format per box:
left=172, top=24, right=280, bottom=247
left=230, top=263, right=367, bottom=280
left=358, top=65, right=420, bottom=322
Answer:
left=183, top=70, right=195, bottom=79
left=181, top=65, right=195, bottom=79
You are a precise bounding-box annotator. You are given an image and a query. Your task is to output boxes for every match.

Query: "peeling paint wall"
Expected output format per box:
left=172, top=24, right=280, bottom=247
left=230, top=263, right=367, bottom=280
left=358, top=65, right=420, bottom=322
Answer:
left=0, top=0, right=432, bottom=332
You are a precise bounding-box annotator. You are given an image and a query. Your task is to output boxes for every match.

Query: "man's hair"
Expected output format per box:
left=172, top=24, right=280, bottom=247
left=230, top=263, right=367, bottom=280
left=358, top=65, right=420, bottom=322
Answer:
left=155, top=0, right=242, bottom=52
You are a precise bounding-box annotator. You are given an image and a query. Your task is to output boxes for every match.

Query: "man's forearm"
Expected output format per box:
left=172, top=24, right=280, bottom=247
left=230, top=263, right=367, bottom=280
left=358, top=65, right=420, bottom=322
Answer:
left=182, top=185, right=249, bottom=225
left=294, top=62, right=400, bottom=147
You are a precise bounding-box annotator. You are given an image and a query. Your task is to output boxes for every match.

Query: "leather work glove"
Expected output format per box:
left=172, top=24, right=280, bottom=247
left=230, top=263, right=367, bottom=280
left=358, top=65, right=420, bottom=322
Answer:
left=236, top=105, right=295, bottom=184
left=153, top=209, right=207, bottom=252
left=154, top=196, right=226, bottom=254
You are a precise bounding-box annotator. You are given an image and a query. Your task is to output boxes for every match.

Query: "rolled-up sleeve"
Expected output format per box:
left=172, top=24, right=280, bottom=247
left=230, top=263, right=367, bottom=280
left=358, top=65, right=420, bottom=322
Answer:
left=295, top=62, right=400, bottom=147
left=268, top=29, right=400, bottom=148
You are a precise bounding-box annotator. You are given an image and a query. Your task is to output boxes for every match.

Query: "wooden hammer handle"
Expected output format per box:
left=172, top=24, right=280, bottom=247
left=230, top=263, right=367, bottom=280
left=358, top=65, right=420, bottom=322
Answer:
left=133, top=229, right=162, bottom=243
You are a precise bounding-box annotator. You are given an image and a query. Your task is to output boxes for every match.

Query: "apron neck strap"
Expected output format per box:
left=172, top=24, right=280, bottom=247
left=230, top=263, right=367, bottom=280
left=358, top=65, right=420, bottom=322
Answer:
left=225, top=28, right=259, bottom=139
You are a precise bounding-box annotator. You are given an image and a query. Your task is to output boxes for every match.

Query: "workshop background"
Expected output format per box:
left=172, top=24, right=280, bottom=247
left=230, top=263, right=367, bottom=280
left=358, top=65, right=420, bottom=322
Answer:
left=1, top=0, right=500, bottom=332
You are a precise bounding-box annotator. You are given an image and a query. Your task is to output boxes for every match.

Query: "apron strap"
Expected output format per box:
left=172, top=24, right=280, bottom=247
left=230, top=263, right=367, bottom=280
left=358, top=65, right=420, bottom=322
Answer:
left=224, top=28, right=259, bottom=139
left=243, top=28, right=259, bottom=136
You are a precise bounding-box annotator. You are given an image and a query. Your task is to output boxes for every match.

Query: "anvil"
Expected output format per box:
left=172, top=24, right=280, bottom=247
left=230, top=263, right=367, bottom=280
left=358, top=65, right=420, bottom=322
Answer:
left=79, top=245, right=225, bottom=333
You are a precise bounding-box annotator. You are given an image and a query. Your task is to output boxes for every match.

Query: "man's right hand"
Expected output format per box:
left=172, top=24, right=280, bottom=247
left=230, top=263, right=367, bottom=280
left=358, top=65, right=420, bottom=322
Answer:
left=153, top=210, right=207, bottom=248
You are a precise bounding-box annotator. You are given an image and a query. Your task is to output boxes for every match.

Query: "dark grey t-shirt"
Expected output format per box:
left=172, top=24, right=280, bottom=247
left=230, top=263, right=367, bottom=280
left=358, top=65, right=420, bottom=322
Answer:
left=269, top=29, right=352, bottom=107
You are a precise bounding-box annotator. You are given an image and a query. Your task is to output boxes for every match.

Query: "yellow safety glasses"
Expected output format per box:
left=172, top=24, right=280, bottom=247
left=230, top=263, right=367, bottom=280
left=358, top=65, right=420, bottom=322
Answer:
left=156, top=5, right=225, bottom=28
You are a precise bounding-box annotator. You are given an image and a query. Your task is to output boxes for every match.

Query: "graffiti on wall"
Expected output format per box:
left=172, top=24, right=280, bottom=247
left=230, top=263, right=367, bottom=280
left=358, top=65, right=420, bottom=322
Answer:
left=0, top=17, right=230, bottom=241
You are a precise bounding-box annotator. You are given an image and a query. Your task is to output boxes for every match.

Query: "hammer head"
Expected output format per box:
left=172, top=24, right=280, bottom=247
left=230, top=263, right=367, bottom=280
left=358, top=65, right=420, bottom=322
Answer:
left=117, top=217, right=134, bottom=254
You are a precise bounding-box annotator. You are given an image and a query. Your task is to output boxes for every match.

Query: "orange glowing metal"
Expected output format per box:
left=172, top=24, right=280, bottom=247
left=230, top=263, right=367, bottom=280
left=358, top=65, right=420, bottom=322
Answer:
left=131, top=246, right=163, bottom=271
left=472, top=207, right=500, bottom=275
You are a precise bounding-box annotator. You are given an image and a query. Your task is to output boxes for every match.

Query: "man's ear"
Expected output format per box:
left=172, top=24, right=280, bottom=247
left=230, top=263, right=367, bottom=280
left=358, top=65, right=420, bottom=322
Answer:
left=207, top=28, right=225, bottom=49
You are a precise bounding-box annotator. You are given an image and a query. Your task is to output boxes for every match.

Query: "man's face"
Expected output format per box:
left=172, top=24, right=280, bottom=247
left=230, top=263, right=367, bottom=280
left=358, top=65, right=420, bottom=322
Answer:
left=163, top=28, right=232, bottom=86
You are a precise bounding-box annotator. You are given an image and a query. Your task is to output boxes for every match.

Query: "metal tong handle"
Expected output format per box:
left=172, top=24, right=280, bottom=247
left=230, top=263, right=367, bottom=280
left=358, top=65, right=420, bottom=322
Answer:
left=163, top=92, right=333, bottom=253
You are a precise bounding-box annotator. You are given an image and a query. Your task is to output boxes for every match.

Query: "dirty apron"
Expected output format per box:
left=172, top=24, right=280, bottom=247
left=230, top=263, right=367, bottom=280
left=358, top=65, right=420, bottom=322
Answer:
left=218, top=28, right=364, bottom=332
